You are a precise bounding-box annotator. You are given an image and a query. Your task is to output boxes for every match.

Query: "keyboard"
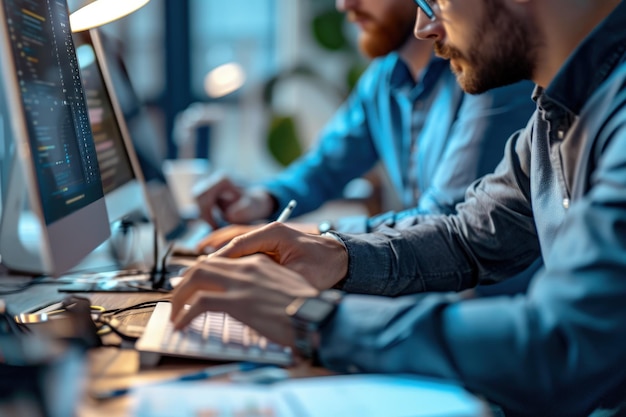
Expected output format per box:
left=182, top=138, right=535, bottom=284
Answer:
left=135, top=302, right=293, bottom=367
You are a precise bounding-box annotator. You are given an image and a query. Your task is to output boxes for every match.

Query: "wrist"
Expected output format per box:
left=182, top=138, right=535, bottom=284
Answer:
left=317, top=220, right=333, bottom=235
left=285, top=289, right=344, bottom=360
left=321, top=232, right=349, bottom=286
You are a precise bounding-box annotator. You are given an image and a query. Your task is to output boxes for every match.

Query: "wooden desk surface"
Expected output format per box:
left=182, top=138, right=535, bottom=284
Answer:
left=1, top=266, right=491, bottom=417
left=0, top=267, right=329, bottom=417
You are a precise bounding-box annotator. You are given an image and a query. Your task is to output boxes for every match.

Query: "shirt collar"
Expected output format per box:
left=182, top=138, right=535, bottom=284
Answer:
left=542, top=1, right=626, bottom=115
left=388, top=52, right=448, bottom=94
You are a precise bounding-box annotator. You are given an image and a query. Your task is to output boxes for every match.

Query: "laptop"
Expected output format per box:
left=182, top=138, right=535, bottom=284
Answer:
left=95, top=30, right=212, bottom=255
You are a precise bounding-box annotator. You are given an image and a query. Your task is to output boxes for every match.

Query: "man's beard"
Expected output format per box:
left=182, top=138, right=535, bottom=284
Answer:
left=352, top=8, right=415, bottom=58
left=434, top=0, right=539, bottom=94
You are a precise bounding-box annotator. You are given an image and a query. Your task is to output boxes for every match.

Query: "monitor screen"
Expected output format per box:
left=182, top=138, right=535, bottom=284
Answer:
left=97, top=33, right=167, bottom=185
left=4, top=0, right=104, bottom=224
left=73, top=30, right=145, bottom=223
left=76, top=42, right=135, bottom=197
left=93, top=31, right=187, bottom=239
left=0, top=0, right=110, bottom=275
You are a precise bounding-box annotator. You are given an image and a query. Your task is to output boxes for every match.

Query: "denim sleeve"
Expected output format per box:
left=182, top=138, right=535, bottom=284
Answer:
left=261, top=62, right=385, bottom=219
left=365, top=81, right=536, bottom=231
left=336, top=123, right=541, bottom=295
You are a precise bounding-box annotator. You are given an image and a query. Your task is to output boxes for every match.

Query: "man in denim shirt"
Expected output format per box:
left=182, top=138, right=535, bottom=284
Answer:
left=171, top=0, right=626, bottom=415
left=194, top=0, right=534, bottom=250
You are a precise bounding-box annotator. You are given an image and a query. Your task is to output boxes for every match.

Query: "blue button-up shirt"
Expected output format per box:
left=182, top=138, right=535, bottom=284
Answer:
left=262, top=53, right=535, bottom=232
left=320, top=3, right=626, bottom=416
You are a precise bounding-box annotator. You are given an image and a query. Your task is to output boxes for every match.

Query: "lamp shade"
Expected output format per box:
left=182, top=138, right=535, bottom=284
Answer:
left=69, top=0, right=150, bottom=33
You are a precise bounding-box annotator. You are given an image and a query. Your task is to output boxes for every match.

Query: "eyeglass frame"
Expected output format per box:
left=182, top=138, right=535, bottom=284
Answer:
left=415, top=0, right=436, bottom=21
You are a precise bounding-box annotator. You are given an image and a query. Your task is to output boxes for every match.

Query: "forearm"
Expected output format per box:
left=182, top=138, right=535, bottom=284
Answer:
left=263, top=122, right=378, bottom=219
left=335, top=184, right=540, bottom=295
left=318, top=122, right=626, bottom=416
left=319, top=276, right=626, bottom=417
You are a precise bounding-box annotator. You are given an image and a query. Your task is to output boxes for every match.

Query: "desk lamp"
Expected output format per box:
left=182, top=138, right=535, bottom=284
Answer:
left=69, top=0, right=150, bottom=33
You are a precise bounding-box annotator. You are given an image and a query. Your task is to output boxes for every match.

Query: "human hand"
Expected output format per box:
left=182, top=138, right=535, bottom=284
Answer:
left=196, top=224, right=262, bottom=253
left=193, top=173, right=275, bottom=228
left=213, top=222, right=348, bottom=290
left=170, top=254, right=318, bottom=348
left=197, top=222, right=321, bottom=253
left=282, top=223, right=319, bottom=235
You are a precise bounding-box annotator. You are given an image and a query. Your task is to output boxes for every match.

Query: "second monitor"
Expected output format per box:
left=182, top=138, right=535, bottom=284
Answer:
left=74, top=29, right=148, bottom=225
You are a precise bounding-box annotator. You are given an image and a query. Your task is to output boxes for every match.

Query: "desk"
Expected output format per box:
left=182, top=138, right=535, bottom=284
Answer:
left=0, top=269, right=330, bottom=417
left=0, top=268, right=491, bottom=417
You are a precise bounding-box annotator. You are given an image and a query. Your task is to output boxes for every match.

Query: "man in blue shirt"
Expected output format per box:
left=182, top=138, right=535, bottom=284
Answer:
left=172, top=0, right=626, bottom=415
left=194, top=0, right=534, bottom=250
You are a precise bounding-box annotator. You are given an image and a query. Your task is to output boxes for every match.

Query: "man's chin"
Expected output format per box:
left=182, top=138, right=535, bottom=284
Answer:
left=359, top=37, right=396, bottom=58
left=458, top=77, right=490, bottom=95
left=449, top=59, right=463, bottom=75
left=452, top=70, right=483, bottom=95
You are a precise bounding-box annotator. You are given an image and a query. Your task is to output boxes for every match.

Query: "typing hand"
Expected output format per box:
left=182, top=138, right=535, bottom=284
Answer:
left=213, top=222, right=348, bottom=290
left=170, top=254, right=318, bottom=348
left=193, top=173, right=274, bottom=228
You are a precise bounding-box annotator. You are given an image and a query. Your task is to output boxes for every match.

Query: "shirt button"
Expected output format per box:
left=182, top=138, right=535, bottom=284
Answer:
left=562, top=198, right=570, bottom=209
left=557, top=130, right=565, bottom=139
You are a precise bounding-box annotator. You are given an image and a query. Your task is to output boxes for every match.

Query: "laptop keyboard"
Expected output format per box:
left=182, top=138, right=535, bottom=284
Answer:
left=136, top=302, right=292, bottom=366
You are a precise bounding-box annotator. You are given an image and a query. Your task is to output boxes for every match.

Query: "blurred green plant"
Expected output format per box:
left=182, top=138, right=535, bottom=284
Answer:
left=264, top=2, right=367, bottom=166
left=267, top=115, right=303, bottom=167
left=312, top=9, right=348, bottom=51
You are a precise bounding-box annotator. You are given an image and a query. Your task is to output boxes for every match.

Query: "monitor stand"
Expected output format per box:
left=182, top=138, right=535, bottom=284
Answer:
left=0, top=159, right=49, bottom=275
left=56, top=266, right=183, bottom=293
left=57, top=222, right=186, bottom=293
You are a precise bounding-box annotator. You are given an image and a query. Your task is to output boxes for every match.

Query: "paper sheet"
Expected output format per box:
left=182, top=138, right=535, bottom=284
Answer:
left=132, top=374, right=486, bottom=417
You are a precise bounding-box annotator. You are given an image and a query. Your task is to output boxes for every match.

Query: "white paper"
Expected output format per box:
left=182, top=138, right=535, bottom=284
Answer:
left=132, top=374, right=485, bottom=417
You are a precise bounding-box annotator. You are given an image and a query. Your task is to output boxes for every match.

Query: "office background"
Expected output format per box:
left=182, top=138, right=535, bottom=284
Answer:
left=99, top=0, right=366, bottom=185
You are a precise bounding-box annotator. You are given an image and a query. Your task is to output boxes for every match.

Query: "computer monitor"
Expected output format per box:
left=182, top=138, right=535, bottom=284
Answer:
left=94, top=32, right=187, bottom=241
left=0, top=0, right=110, bottom=276
left=96, top=32, right=168, bottom=186
left=73, top=29, right=147, bottom=224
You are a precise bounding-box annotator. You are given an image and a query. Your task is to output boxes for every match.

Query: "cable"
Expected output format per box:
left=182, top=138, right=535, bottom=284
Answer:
left=95, top=299, right=171, bottom=342
left=150, top=218, right=159, bottom=281
left=0, top=277, right=51, bottom=295
left=151, top=242, right=175, bottom=291
left=100, top=299, right=169, bottom=316
left=94, top=316, right=140, bottom=342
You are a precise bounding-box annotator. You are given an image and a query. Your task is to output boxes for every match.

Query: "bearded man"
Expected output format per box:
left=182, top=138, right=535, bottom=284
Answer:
left=174, top=0, right=626, bottom=415
left=193, top=0, right=535, bottom=251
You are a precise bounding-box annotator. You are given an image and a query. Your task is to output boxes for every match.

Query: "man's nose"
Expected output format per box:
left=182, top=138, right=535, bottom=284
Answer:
left=414, top=8, right=444, bottom=41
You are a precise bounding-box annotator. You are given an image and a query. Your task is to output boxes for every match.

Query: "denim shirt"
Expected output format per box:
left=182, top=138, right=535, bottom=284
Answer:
left=262, top=53, right=535, bottom=232
left=320, top=3, right=626, bottom=416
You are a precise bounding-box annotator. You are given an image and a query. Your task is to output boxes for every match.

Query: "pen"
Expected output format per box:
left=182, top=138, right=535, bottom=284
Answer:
left=276, top=199, right=297, bottom=223
left=91, top=362, right=268, bottom=400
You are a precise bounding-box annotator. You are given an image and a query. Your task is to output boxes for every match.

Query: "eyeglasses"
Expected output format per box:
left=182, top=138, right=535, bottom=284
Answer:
left=415, top=0, right=436, bottom=21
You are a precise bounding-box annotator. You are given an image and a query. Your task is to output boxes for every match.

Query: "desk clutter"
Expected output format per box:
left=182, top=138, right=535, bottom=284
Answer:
left=0, top=298, right=87, bottom=417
